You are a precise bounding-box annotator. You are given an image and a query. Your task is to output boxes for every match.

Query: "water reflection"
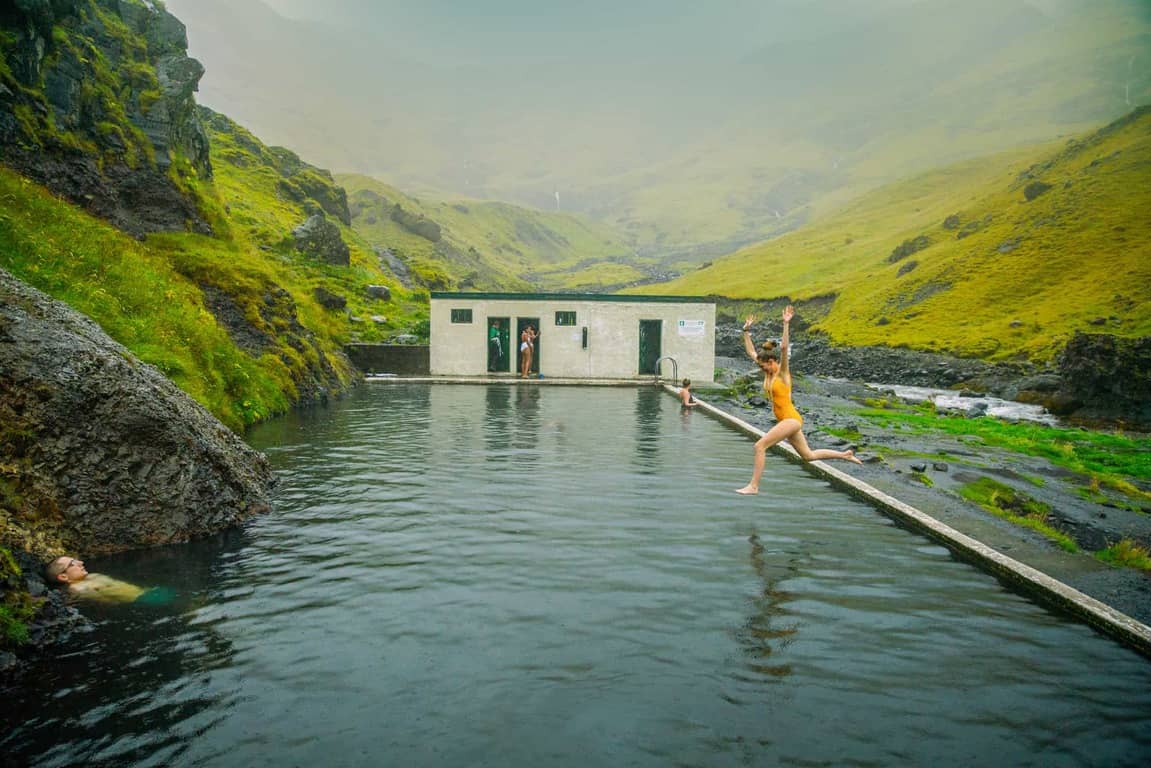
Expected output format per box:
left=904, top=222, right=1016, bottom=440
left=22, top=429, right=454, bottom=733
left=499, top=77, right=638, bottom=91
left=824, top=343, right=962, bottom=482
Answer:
left=512, top=386, right=542, bottom=455
left=736, top=531, right=799, bottom=681
left=483, top=385, right=513, bottom=460
left=632, top=387, right=663, bottom=474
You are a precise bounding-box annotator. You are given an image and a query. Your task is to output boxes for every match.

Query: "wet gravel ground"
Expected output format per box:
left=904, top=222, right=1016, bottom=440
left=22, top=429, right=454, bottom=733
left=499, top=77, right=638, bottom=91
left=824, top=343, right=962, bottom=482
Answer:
left=701, top=361, right=1151, bottom=628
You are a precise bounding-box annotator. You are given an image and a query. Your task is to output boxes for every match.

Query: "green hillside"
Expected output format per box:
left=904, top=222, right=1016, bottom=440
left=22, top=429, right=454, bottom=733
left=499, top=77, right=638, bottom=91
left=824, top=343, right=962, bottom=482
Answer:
left=339, top=174, right=641, bottom=292
left=0, top=104, right=432, bottom=430
left=632, top=107, right=1151, bottom=362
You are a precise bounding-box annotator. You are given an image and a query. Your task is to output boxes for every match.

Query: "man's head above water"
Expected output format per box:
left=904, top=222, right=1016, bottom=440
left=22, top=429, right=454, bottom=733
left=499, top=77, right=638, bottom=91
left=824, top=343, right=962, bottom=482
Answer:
left=45, top=556, right=88, bottom=585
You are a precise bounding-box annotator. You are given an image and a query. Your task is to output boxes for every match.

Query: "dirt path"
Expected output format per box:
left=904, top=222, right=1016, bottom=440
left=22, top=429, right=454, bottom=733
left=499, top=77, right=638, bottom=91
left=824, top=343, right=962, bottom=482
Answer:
left=702, top=366, right=1151, bottom=627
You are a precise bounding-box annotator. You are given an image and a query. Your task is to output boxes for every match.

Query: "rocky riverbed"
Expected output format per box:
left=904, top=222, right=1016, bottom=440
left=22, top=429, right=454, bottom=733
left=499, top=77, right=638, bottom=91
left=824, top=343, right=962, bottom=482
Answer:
left=702, top=359, right=1151, bottom=629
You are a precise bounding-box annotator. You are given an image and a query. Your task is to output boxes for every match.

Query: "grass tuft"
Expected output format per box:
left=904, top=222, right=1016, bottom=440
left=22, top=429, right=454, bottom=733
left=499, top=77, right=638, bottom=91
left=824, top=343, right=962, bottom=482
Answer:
left=1094, top=539, right=1151, bottom=571
left=960, top=478, right=1078, bottom=552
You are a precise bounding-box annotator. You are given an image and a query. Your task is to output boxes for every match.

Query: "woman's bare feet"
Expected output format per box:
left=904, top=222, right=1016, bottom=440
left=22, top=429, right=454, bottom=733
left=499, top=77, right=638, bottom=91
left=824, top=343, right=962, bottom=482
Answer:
left=735, top=485, right=759, bottom=495
left=843, top=449, right=862, bottom=465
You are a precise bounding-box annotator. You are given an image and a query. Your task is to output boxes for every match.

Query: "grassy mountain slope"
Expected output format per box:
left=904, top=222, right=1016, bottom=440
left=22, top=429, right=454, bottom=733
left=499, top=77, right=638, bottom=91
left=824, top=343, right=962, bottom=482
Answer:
left=632, top=107, right=1151, bottom=362
left=0, top=106, right=433, bottom=429
left=339, top=174, right=642, bottom=292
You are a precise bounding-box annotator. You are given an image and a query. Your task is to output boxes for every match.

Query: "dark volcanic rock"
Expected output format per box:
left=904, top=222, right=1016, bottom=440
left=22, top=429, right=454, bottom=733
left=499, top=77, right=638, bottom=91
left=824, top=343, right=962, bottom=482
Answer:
left=313, top=286, right=347, bottom=311
left=197, top=281, right=348, bottom=406
left=1023, top=181, right=1053, bottom=201
left=0, top=268, right=275, bottom=557
left=887, top=235, right=931, bottom=264
left=390, top=203, right=442, bottom=242
left=293, top=214, right=350, bottom=266
left=1054, top=332, right=1151, bottom=427
left=0, top=0, right=213, bottom=236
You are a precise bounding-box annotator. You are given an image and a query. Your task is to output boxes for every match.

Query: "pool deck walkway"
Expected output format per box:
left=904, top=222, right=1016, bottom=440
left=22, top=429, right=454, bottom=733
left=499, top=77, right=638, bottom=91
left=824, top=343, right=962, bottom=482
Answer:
left=366, top=375, right=1151, bottom=658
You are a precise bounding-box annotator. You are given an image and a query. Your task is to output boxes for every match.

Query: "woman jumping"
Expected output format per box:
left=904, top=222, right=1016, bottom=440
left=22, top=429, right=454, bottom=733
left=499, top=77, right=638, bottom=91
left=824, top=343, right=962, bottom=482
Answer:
left=736, top=305, right=860, bottom=495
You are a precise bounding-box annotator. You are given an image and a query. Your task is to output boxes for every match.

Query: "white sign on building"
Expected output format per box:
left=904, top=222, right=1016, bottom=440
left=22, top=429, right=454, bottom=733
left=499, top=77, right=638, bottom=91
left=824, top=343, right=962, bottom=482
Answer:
left=678, top=319, right=706, bottom=337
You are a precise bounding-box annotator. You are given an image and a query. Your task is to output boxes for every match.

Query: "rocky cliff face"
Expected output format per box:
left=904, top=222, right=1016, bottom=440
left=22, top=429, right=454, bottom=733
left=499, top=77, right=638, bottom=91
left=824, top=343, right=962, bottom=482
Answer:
left=1054, top=332, right=1151, bottom=427
left=0, top=267, right=275, bottom=557
left=0, top=0, right=212, bottom=235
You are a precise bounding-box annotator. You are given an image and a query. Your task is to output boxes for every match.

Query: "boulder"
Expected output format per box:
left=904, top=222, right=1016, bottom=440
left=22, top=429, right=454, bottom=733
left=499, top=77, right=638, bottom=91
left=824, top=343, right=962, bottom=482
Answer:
left=1054, top=332, right=1151, bottom=426
left=366, top=284, right=391, bottom=301
left=313, top=286, right=347, bottom=310
left=0, top=268, right=275, bottom=557
left=1023, top=181, right=1053, bottom=201
left=887, top=235, right=931, bottom=264
left=293, top=214, right=350, bottom=266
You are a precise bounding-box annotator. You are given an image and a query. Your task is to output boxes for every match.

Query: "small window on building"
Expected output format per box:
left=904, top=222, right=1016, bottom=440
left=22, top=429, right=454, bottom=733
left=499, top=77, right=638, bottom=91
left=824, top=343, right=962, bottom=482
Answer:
left=450, top=308, right=473, bottom=324
left=555, top=311, right=577, bottom=326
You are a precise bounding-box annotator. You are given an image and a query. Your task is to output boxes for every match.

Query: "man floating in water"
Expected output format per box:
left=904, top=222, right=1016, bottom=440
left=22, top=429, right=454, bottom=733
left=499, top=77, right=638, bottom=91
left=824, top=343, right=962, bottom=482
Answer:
left=44, top=556, right=166, bottom=603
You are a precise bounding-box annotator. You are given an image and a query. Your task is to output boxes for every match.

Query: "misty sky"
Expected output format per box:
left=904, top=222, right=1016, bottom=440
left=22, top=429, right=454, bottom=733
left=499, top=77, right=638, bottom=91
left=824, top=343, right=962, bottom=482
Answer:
left=254, top=0, right=950, bottom=69
left=166, top=0, right=1148, bottom=246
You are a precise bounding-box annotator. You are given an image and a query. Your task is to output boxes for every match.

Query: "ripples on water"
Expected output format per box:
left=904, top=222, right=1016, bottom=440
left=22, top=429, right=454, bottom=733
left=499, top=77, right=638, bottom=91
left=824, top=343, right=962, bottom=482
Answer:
left=3, top=384, right=1149, bottom=767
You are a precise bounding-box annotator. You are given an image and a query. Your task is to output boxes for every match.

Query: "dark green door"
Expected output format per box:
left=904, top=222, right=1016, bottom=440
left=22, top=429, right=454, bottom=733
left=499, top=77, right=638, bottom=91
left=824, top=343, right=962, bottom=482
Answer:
left=638, top=319, right=662, bottom=375
left=487, top=317, right=511, bottom=372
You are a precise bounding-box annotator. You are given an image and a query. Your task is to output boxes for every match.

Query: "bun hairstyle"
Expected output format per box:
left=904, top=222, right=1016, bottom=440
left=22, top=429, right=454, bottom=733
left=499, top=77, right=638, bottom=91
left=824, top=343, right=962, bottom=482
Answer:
left=757, top=340, right=781, bottom=364
left=681, top=378, right=691, bottom=388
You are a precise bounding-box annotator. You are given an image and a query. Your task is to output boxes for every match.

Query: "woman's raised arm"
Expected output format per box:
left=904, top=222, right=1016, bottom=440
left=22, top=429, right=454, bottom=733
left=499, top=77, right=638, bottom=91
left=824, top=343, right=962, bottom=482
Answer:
left=779, top=305, right=793, bottom=379
left=741, top=315, right=758, bottom=361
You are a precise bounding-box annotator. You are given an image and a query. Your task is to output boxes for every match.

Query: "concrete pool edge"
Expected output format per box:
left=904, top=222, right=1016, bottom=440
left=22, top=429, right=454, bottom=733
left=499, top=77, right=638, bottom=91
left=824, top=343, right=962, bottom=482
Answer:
left=674, top=385, right=1151, bottom=659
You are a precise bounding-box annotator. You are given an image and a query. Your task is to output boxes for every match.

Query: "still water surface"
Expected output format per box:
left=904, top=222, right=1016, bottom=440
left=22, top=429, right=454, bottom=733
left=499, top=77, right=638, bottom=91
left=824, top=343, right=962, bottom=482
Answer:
left=3, top=384, right=1150, bottom=767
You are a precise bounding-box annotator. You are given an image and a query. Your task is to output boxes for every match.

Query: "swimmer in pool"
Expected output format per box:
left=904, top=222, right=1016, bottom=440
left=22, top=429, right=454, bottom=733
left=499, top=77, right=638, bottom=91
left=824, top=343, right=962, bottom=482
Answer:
left=736, top=305, right=861, bottom=495
left=679, top=378, right=698, bottom=407
left=45, top=556, right=147, bottom=603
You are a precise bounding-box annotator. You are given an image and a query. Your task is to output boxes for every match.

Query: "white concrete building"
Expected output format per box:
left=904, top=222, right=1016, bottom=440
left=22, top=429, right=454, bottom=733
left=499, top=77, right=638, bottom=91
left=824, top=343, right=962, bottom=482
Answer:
left=429, top=292, right=716, bottom=382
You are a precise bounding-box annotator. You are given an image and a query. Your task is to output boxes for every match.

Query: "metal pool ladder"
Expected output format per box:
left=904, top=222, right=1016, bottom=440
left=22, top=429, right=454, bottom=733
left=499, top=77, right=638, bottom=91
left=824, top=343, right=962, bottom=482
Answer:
left=654, top=356, right=678, bottom=384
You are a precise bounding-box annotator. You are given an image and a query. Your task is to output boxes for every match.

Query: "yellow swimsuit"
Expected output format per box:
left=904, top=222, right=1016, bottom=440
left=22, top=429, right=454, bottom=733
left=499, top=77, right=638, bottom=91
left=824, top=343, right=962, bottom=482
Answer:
left=765, top=376, right=803, bottom=424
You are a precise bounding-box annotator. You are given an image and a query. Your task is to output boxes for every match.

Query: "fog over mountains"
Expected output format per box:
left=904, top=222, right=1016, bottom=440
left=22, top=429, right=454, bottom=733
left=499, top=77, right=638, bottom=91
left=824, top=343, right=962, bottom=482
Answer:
left=167, top=0, right=1150, bottom=265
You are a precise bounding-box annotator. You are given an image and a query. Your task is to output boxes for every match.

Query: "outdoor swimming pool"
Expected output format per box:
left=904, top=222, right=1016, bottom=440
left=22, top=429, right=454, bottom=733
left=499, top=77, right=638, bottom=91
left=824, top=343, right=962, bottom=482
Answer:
left=3, top=383, right=1149, bottom=766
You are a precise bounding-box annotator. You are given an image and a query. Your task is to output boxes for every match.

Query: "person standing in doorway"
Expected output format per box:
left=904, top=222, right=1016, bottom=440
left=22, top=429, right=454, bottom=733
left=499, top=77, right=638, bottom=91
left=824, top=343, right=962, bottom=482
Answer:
left=489, top=320, right=502, bottom=372
left=736, top=305, right=861, bottom=495
left=520, top=325, right=538, bottom=378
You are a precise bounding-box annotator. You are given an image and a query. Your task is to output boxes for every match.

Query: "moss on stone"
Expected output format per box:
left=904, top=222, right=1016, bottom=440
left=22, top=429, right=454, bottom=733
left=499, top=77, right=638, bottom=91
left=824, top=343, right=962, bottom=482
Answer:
left=0, top=546, right=35, bottom=649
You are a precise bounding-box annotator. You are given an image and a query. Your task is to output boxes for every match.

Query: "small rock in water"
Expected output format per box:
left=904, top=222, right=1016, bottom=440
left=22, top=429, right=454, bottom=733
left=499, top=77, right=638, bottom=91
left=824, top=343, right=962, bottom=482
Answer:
left=911, top=462, right=928, bottom=472
left=932, top=462, right=949, bottom=472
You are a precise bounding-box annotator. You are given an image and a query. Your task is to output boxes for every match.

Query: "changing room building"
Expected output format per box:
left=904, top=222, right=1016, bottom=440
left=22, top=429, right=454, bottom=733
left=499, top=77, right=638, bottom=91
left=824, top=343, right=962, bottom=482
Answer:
left=429, top=292, right=716, bottom=382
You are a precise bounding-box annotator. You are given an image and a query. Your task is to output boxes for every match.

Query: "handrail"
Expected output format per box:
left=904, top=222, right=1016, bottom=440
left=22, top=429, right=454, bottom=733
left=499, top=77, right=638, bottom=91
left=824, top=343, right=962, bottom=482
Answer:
left=653, top=356, right=678, bottom=384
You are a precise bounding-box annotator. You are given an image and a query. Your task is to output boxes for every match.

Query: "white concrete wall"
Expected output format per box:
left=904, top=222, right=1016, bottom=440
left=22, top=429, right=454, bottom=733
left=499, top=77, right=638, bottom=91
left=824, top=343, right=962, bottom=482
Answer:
left=430, top=296, right=715, bottom=382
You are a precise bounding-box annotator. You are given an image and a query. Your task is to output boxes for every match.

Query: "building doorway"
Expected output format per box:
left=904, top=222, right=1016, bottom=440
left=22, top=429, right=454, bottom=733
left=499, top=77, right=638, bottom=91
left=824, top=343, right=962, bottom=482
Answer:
left=487, top=317, right=511, bottom=373
left=638, top=319, right=662, bottom=375
left=516, top=317, right=541, bottom=377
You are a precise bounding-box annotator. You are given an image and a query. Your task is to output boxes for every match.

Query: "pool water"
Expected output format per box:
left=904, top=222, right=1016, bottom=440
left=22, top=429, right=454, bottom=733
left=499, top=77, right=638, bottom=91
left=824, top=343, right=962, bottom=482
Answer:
left=3, top=384, right=1150, bottom=767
